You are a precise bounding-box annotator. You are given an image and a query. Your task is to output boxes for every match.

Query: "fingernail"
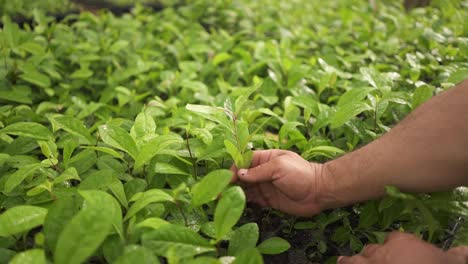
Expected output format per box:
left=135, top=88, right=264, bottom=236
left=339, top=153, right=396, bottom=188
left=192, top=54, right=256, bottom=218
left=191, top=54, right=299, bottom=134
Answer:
left=238, top=169, right=248, bottom=176
left=337, top=256, right=343, bottom=263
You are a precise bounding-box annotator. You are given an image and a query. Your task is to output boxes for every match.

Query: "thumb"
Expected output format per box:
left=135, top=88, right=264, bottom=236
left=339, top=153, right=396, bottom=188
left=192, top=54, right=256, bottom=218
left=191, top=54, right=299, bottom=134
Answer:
left=237, top=159, right=281, bottom=183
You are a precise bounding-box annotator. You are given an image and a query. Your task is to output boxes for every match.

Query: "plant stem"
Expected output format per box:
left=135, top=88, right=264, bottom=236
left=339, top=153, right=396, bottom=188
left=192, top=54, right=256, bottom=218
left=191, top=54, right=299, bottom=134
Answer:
left=185, top=129, right=198, bottom=179
left=176, top=201, right=188, bottom=227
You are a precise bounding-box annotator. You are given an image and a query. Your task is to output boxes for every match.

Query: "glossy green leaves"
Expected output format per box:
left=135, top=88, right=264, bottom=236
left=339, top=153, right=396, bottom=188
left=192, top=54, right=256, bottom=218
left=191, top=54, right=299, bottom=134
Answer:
left=214, top=186, right=246, bottom=240
left=99, top=125, right=138, bottom=159
left=124, top=189, right=174, bottom=221
left=0, top=122, right=53, bottom=140
left=142, top=224, right=215, bottom=258
left=0, top=206, right=47, bottom=237
left=54, top=190, right=120, bottom=264
left=257, top=237, right=291, bottom=254
left=191, top=169, right=233, bottom=207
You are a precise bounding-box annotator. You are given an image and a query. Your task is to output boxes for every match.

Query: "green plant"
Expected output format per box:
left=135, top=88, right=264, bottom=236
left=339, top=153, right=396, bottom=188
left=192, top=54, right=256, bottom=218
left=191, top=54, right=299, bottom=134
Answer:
left=0, top=0, right=467, bottom=263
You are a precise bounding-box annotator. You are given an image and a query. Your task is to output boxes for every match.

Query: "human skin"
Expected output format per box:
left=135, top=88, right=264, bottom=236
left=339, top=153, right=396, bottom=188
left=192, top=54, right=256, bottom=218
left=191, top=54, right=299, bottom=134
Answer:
left=231, top=80, right=468, bottom=263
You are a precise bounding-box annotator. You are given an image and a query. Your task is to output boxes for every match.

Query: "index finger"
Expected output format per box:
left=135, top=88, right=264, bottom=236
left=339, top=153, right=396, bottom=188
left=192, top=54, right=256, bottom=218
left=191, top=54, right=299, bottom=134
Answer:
left=230, top=149, right=290, bottom=182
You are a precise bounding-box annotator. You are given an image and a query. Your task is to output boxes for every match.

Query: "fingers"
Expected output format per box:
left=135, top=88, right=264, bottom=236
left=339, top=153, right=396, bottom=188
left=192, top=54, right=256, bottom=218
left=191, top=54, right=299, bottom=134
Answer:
left=250, top=149, right=290, bottom=167
left=384, top=231, right=419, bottom=243
left=360, top=244, right=381, bottom=257
left=236, top=158, right=282, bottom=183
left=337, top=255, right=368, bottom=264
left=447, top=246, right=468, bottom=261
left=230, top=149, right=289, bottom=183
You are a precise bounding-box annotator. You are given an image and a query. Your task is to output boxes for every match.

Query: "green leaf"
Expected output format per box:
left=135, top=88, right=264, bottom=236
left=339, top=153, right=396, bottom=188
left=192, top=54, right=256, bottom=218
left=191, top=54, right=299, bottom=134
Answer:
left=70, top=68, right=93, bottom=79
left=0, top=85, right=32, bottom=104
left=10, top=249, right=46, bottom=264
left=232, top=248, right=263, bottom=264
left=224, top=140, right=243, bottom=168
left=142, top=224, right=215, bottom=258
left=213, top=52, right=232, bottom=66
left=185, top=257, right=221, bottom=264
left=4, top=163, right=43, bottom=193
left=51, top=116, right=96, bottom=145
left=124, top=189, right=174, bottom=221
left=109, top=179, right=128, bottom=209
left=78, top=170, right=115, bottom=190
left=331, top=102, right=372, bottom=128
left=448, top=68, right=468, bottom=84
left=186, top=104, right=224, bottom=115
left=214, top=186, right=246, bottom=240
left=0, top=206, right=47, bottom=237
left=130, top=111, right=156, bottom=142
left=0, top=122, right=53, bottom=140
left=99, top=125, right=138, bottom=159
left=257, top=237, right=291, bottom=254
left=114, top=245, right=160, bottom=264
left=44, top=195, right=82, bottom=251
left=136, top=218, right=171, bottom=230
left=0, top=153, right=10, bottom=167
left=20, top=70, right=51, bottom=88
left=134, top=134, right=183, bottom=171
left=228, top=223, right=259, bottom=256
left=154, top=162, right=190, bottom=175
left=53, top=167, right=81, bottom=184
left=82, top=146, right=124, bottom=160
left=385, top=186, right=416, bottom=200
left=337, top=87, right=374, bottom=107
left=301, top=146, right=344, bottom=160
left=191, top=169, right=233, bottom=207
left=191, top=128, right=213, bottom=145
left=412, top=85, right=434, bottom=109
left=54, top=190, right=118, bottom=264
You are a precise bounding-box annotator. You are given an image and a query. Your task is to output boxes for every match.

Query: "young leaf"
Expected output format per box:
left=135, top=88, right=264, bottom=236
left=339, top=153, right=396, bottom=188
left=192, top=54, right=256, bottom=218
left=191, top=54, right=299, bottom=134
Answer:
left=142, top=224, right=215, bottom=258
left=224, top=140, right=243, bottom=168
left=257, top=237, right=291, bottom=254
left=134, top=134, right=183, bottom=171
left=130, top=111, right=156, bottom=141
left=54, top=190, right=118, bottom=264
left=232, top=248, right=263, bottom=264
left=236, top=120, right=250, bottom=151
left=109, top=179, right=129, bottom=209
left=53, top=167, right=81, bottom=185
left=191, top=169, right=233, bottom=207
left=0, top=122, right=53, bottom=140
left=20, top=70, right=51, bottom=88
left=82, top=146, right=124, bottom=160
left=385, top=186, right=416, bottom=200
left=124, top=189, right=174, bottom=221
left=114, top=245, right=160, bottom=264
left=9, top=249, right=46, bottom=264
left=98, top=125, right=139, bottom=159
left=301, top=146, right=345, bottom=160
left=44, top=195, right=82, bottom=251
left=136, top=218, right=170, bottom=230
left=331, top=102, right=372, bottom=128
left=214, top=186, right=246, bottom=240
left=51, top=116, right=96, bottom=145
left=186, top=104, right=224, bottom=115
left=4, top=163, right=43, bottom=193
left=228, top=223, right=259, bottom=256
left=337, top=87, right=374, bottom=107
left=0, top=205, right=47, bottom=237
left=412, top=85, right=434, bottom=109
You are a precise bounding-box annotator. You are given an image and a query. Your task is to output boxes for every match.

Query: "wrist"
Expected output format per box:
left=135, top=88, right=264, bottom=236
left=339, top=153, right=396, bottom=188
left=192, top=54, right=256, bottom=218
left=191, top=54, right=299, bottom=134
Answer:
left=315, top=161, right=345, bottom=210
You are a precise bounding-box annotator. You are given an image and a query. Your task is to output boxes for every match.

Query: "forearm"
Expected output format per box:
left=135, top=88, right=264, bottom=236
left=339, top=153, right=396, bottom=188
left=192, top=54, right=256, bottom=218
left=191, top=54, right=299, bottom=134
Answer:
left=320, top=80, right=468, bottom=209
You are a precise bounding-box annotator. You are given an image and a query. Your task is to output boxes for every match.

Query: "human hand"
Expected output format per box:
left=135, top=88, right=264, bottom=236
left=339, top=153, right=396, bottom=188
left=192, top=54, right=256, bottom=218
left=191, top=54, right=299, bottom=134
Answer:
left=337, top=232, right=468, bottom=264
left=231, top=149, right=327, bottom=217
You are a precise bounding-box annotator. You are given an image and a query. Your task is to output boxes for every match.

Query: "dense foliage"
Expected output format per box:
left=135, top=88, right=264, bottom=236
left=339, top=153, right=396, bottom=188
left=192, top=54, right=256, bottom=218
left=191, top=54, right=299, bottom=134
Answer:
left=0, top=0, right=467, bottom=263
